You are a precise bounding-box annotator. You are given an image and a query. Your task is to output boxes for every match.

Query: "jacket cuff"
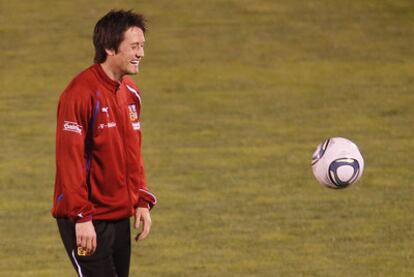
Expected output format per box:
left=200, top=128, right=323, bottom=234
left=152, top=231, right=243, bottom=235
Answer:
left=137, top=199, right=150, bottom=209
left=136, top=189, right=157, bottom=210
left=75, top=215, right=93, bottom=223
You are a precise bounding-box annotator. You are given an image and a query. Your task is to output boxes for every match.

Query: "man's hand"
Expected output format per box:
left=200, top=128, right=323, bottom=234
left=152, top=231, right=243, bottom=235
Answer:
left=75, top=221, right=96, bottom=255
left=134, top=207, right=152, bottom=241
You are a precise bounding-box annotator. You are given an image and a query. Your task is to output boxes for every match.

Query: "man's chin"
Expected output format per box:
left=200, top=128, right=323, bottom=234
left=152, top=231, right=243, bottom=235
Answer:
left=133, top=68, right=140, bottom=74
left=126, top=65, right=140, bottom=75
left=125, top=69, right=139, bottom=76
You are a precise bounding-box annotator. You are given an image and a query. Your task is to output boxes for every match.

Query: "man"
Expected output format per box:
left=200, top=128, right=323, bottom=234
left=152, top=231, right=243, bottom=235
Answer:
left=52, top=10, right=157, bottom=277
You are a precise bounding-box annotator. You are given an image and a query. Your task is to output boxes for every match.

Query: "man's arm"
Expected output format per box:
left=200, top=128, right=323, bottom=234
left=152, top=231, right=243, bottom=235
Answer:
left=132, top=153, right=157, bottom=241
left=54, top=90, right=97, bottom=252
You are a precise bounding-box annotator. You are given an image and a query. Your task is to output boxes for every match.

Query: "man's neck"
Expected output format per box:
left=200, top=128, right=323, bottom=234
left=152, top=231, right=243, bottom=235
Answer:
left=100, top=62, right=122, bottom=82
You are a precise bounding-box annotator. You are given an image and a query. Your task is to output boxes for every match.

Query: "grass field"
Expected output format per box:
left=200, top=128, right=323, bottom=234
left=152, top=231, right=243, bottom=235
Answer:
left=1, top=0, right=414, bottom=276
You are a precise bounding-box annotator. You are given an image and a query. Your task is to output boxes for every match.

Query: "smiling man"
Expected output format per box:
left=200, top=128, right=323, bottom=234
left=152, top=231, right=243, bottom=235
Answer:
left=52, top=10, right=157, bottom=277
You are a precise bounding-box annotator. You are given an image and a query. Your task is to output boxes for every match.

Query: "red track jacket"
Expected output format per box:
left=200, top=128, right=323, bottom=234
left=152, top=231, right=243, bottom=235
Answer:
left=52, top=64, right=156, bottom=223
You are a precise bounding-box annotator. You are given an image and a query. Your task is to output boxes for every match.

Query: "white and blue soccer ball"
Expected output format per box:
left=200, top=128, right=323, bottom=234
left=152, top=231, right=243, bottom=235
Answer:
left=311, top=137, right=364, bottom=189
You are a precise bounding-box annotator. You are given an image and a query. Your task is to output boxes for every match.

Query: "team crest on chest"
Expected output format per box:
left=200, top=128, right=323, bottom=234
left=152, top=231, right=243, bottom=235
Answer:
left=128, top=104, right=140, bottom=130
left=128, top=104, right=138, bottom=121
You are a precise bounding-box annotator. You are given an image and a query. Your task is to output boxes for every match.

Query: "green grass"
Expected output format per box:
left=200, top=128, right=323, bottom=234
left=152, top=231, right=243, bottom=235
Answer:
left=1, top=0, right=414, bottom=276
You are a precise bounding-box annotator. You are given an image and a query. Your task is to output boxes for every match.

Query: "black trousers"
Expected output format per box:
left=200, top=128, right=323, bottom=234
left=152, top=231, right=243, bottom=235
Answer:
left=57, top=218, right=131, bottom=277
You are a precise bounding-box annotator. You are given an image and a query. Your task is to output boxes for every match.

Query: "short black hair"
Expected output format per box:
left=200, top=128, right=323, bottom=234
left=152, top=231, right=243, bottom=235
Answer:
left=93, top=10, right=146, bottom=63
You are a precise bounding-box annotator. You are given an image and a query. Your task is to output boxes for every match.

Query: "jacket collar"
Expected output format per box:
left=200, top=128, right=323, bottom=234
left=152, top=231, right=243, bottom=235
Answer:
left=94, top=63, right=122, bottom=93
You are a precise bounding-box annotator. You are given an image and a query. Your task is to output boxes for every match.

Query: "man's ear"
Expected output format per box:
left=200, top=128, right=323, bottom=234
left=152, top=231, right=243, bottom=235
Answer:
left=105, top=48, right=116, bottom=57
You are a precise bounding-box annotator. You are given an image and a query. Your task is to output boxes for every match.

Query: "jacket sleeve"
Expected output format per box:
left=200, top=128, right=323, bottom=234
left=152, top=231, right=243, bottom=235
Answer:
left=136, top=152, right=157, bottom=210
left=53, top=90, right=95, bottom=222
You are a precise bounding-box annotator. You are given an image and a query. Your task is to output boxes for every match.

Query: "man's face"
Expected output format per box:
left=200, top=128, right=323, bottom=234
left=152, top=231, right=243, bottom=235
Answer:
left=110, top=27, right=145, bottom=76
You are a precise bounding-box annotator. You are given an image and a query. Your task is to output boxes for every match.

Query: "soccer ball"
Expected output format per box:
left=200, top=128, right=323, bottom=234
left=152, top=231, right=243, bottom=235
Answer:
left=311, top=137, right=364, bottom=189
